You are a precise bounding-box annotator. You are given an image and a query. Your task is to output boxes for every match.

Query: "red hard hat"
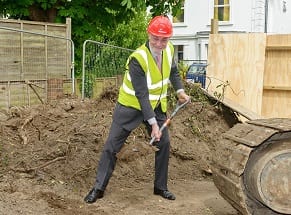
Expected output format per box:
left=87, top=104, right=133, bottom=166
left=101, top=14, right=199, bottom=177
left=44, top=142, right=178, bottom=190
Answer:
left=147, top=15, right=173, bottom=37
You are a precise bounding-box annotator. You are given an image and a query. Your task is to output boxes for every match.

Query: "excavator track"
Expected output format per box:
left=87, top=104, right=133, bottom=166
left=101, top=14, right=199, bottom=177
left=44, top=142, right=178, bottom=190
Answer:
left=211, top=118, right=291, bottom=215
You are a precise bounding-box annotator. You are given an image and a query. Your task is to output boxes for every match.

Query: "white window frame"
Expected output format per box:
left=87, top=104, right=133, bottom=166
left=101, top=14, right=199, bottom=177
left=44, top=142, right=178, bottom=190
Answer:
left=209, top=0, right=232, bottom=25
left=174, top=45, right=184, bottom=62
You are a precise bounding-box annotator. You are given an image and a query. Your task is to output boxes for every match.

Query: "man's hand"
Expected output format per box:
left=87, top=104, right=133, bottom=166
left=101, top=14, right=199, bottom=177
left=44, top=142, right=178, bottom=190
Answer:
left=177, top=91, right=190, bottom=104
left=151, top=123, right=161, bottom=142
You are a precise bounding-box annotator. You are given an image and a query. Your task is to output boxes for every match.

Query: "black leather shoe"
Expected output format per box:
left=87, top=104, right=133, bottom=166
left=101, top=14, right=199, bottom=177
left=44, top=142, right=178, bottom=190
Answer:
left=84, top=187, right=104, bottom=203
left=154, top=187, right=176, bottom=200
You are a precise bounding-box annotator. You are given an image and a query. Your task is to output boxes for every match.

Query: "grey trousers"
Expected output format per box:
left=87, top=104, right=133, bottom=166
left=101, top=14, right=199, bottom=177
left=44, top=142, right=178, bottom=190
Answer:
left=94, top=103, right=170, bottom=191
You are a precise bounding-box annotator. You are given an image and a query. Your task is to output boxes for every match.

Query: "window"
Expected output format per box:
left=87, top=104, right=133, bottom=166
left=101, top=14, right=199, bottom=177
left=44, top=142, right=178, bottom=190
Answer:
left=174, top=45, right=184, bottom=62
left=173, top=1, right=184, bottom=23
left=177, top=45, right=184, bottom=61
left=214, top=0, right=230, bottom=21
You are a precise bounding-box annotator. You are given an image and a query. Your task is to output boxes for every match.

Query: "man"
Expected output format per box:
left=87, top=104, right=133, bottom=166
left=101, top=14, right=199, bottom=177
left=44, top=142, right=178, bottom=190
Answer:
left=84, top=15, right=190, bottom=204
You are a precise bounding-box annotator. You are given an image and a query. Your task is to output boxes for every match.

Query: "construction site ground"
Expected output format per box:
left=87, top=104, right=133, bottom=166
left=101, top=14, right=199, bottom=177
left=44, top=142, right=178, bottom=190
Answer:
left=0, top=84, right=239, bottom=215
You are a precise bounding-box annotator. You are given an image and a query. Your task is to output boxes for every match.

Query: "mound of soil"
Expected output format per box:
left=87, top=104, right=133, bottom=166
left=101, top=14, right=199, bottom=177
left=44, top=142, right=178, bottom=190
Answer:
left=0, top=84, right=239, bottom=215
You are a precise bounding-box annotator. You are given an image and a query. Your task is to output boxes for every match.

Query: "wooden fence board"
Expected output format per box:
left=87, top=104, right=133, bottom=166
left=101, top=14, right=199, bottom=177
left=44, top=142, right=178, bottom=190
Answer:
left=262, top=90, right=291, bottom=118
left=0, top=18, right=72, bottom=109
left=262, top=34, right=291, bottom=117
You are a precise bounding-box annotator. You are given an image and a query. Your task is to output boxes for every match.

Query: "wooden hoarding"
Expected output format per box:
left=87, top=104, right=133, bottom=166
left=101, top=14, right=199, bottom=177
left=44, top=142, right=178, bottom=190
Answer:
left=207, top=33, right=266, bottom=116
left=207, top=33, right=291, bottom=118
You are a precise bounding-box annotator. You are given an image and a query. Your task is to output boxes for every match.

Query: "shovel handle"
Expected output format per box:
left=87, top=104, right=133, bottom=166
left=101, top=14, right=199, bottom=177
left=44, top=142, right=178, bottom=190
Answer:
left=149, top=118, right=171, bottom=145
left=149, top=99, right=190, bottom=146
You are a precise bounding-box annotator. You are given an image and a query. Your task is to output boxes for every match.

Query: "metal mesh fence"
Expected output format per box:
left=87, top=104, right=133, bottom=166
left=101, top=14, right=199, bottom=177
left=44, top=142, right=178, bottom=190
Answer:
left=81, top=40, right=134, bottom=99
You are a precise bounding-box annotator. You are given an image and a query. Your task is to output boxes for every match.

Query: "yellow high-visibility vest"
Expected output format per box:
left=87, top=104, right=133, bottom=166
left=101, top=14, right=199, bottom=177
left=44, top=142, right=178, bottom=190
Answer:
left=118, top=43, right=174, bottom=112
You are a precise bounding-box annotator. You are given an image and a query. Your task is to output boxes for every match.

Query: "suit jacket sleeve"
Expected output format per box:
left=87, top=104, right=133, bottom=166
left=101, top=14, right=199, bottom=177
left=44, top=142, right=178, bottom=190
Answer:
left=169, top=59, right=184, bottom=91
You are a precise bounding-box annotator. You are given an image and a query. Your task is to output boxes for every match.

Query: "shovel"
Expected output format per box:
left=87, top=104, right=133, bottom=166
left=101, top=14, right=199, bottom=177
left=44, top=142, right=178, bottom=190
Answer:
left=149, top=99, right=190, bottom=151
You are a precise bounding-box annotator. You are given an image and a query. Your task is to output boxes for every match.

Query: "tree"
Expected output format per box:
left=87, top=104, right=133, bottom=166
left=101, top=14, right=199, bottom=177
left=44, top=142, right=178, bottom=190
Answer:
left=0, top=0, right=184, bottom=47
left=0, top=0, right=183, bottom=23
left=0, top=0, right=183, bottom=75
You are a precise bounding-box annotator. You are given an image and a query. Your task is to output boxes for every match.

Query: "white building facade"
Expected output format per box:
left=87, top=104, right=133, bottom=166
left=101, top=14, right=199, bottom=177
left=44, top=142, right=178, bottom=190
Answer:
left=171, top=0, right=291, bottom=63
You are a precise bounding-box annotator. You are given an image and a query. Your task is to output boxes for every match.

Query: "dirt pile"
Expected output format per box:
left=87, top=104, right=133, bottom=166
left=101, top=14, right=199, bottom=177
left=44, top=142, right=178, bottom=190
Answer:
left=0, top=84, right=239, bottom=215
